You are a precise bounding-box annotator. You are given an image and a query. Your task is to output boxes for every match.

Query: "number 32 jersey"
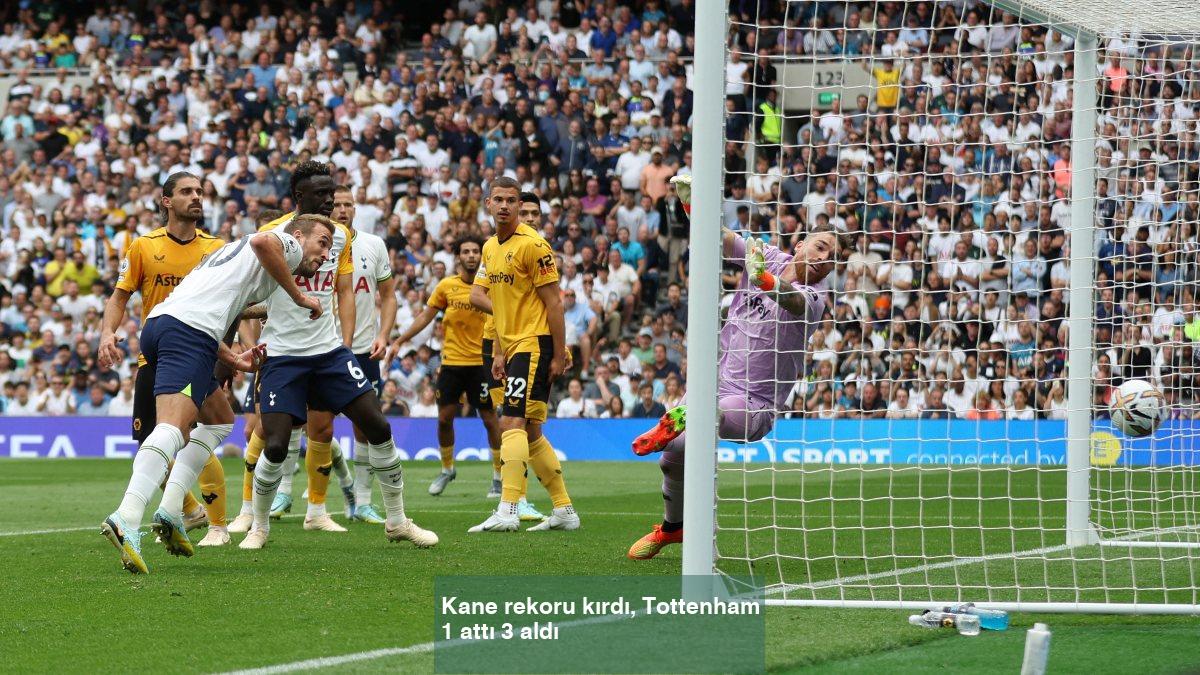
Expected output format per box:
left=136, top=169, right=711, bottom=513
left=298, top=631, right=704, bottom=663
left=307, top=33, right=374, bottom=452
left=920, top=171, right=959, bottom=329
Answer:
left=258, top=212, right=355, bottom=357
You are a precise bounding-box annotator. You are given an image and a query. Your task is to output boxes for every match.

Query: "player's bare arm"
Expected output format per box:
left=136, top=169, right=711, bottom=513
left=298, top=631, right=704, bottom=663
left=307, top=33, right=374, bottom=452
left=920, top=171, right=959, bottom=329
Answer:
left=535, top=282, right=569, bottom=380
left=386, top=304, right=439, bottom=364
left=335, top=271, right=355, bottom=347
left=371, top=275, right=398, bottom=360
left=239, top=303, right=268, bottom=321
left=98, top=287, right=133, bottom=368
left=470, top=283, right=494, bottom=314
left=250, top=231, right=322, bottom=320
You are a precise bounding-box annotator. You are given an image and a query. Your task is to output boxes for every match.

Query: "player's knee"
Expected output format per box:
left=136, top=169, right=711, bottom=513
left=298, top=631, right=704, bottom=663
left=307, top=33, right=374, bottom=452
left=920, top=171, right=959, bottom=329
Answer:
left=499, top=416, right=525, bottom=433
left=263, top=440, right=289, bottom=464
left=359, top=413, right=391, bottom=444
left=307, top=418, right=333, bottom=441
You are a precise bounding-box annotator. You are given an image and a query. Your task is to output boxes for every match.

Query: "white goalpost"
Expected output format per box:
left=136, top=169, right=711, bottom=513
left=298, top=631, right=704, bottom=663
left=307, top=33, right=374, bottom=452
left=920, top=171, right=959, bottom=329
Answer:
left=685, top=0, right=1200, bottom=612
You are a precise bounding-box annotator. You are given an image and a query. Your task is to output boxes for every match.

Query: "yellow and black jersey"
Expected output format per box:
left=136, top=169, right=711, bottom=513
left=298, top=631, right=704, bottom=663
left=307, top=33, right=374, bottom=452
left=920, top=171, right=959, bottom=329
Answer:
left=428, top=275, right=487, bottom=366
left=116, top=227, right=224, bottom=321
left=474, top=223, right=559, bottom=358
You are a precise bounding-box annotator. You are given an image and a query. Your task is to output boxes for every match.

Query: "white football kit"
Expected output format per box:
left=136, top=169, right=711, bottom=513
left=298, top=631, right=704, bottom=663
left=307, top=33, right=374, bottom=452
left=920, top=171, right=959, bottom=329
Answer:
left=148, top=229, right=303, bottom=341
left=348, top=230, right=393, bottom=354
left=258, top=212, right=356, bottom=356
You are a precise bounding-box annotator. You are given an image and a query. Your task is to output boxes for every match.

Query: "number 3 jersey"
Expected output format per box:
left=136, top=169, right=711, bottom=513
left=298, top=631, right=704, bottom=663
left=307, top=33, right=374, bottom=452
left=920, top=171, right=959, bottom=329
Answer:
left=147, top=228, right=304, bottom=342
left=258, top=212, right=355, bottom=357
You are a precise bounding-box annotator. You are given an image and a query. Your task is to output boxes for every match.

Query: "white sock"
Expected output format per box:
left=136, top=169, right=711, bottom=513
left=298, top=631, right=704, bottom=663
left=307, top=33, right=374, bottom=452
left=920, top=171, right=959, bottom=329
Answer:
left=492, top=470, right=502, bottom=481
left=160, top=441, right=210, bottom=518
left=160, top=422, right=233, bottom=517
left=117, top=423, right=185, bottom=527
left=278, top=429, right=302, bottom=495
left=330, top=438, right=353, bottom=489
left=353, top=443, right=374, bottom=505
left=252, top=455, right=285, bottom=531
left=368, top=439, right=406, bottom=527
left=239, top=499, right=253, bottom=516
left=499, top=501, right=518, bottom=517
left=307, top=501, right=327, bottom=518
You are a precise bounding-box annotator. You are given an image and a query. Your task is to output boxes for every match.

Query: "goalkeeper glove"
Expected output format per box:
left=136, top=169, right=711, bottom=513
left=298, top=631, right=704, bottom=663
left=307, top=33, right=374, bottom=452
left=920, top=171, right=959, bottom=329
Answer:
left=746, top=236, right=778, bottom=292
left=669, top=174, right=692, bottom=215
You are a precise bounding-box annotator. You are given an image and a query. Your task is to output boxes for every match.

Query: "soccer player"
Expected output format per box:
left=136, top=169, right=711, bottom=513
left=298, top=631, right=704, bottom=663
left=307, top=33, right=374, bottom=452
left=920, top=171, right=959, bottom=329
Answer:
left=386, top=236, right=514, bottom=501
left=241, top=162, right=436, bottom=550
left=234, top=209, right=285, bottom=488
left=99, top=210, right=331, bottom=574
left=625, top=175, right=841, bottom=560
left=468, top=178, right=580, bottom=532
left=98, top=172, right=232, bottom=549
left=333, top=185, right=396, bottom=524
left=260, top=185, right=385, bottom=527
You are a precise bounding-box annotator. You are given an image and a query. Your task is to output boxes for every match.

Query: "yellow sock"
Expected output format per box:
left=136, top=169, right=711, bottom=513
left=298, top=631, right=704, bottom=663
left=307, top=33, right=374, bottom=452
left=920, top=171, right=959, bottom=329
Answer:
left=198, top=453, right=227, bottom=526
left=491, top=446, right=523, bottom=496
left=242, top=433, right=265, bottom=502
left=306, top=439, right=332, bottom=505
left=440, top=445, right=455, bottom=471
left=499, top=429, right=530, bottom=504
left=528, top=435, right=571, bottom=508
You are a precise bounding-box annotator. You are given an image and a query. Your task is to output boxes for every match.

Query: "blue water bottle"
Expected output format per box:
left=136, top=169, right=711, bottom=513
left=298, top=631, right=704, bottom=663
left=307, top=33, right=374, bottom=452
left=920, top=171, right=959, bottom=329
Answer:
left=944, top=602, right=1009, bottom=631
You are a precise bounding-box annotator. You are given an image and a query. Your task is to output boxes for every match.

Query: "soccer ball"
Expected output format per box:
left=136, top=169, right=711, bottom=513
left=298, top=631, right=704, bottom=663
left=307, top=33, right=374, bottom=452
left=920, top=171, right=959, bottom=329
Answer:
left=1110, top=379, right=1166, bottom=437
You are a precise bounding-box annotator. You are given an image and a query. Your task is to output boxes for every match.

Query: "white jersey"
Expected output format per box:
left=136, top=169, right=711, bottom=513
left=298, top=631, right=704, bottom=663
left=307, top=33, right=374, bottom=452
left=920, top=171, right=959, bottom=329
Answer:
left=347, top=230, right=393, bottom=353
left=148, top=229, right=303, bottom=342
left=258, top=212, right=355, bottom=357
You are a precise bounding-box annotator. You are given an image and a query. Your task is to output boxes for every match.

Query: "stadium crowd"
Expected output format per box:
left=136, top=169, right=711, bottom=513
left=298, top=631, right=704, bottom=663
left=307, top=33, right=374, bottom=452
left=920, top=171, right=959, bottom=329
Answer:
left=0, top=0, right=1197, bottom=424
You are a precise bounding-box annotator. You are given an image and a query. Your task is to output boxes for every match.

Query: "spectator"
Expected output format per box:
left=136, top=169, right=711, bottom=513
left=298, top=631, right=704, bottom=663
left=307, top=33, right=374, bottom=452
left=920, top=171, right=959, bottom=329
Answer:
left=556, top=378, right=599, bottom=418
left=410, top=384, right=438, bottom=417
left=35, top=375, right=75, bottom=415
left=631, top=382, right=667, bottom=418
left=76, top=383, right=110, bottom=416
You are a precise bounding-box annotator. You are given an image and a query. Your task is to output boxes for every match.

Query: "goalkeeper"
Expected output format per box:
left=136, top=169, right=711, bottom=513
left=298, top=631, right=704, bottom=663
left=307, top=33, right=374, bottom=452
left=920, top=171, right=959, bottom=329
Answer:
left=627, top=175, right=841, bottom=560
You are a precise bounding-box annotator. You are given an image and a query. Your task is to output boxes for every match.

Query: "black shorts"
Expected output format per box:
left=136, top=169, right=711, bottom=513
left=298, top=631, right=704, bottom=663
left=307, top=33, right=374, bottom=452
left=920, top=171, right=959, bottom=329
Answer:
left=436, top=364, right=493, bottom=409
left=132, top=360, right=156, bottom=443
left=481, top=338, right=504, bottom=409
left=500, top=335, right=553, bottom=423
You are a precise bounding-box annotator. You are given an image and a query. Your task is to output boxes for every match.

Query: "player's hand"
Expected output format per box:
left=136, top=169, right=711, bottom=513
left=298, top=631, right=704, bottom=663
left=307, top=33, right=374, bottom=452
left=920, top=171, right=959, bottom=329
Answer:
left=98, top=333, right=123, bottom=369
left=369, top=336, right=389, bottom=360
left=549, top=351, right=568, bottom=381
left=491, top=352, right=506, bottom=383
left=383, top=339, right=400, bottom=366
left=295, top=294, right=322, bottom=320
left=746, top=237, right=769, bottom=289
left=233, top=343, right=268, bottom=372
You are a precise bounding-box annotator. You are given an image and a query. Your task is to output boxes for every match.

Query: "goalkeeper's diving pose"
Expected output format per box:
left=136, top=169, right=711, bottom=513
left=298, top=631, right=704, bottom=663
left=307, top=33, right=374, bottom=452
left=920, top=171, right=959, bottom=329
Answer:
left=627, top=175, right=843, bottom=560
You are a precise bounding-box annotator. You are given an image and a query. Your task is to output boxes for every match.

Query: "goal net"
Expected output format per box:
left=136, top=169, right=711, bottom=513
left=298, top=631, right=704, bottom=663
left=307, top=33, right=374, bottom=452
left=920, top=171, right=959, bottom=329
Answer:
left=690, top=0, right=1200, bottom=612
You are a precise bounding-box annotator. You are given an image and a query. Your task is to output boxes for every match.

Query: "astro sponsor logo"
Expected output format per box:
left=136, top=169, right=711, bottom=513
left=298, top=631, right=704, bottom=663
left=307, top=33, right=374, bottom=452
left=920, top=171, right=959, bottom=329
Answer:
left=488, top=272, right=516, bottom=285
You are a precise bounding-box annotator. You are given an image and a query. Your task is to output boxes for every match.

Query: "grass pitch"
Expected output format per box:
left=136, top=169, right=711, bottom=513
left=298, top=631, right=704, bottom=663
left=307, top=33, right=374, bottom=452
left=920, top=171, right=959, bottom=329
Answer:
left=1, top=458, right=1197, bottom=673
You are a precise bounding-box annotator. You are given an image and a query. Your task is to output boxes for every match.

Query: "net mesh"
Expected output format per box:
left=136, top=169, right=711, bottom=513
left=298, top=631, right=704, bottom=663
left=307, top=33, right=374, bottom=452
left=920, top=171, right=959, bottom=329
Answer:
left=710, top=0, right=1200, bottom=608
